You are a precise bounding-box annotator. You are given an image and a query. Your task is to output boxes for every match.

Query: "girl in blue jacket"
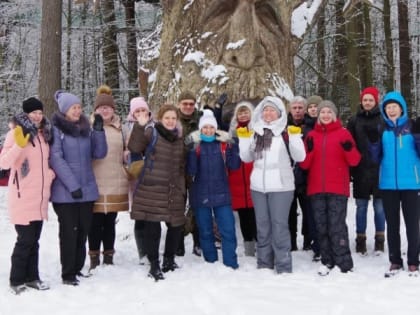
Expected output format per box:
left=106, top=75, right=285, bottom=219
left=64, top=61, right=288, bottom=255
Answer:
left=368, top=91, right=420, bottom=277
left=186, top=109, right=241, bottom=269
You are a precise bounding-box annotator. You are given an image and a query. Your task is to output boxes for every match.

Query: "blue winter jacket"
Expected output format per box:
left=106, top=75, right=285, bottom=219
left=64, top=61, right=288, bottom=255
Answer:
left=372, top=91, right=420, bottom=190
left=187, top=131, right=240, bottom=209
left=49, top=112, right=107, bottom=203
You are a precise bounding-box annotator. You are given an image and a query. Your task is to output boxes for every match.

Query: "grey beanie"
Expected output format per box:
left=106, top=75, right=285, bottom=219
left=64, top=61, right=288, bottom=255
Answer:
left=318, top=100, right=338, bottom=117
left=307, top=95, right=323, bottom=106
left=54, top=90, right=81, bottom=114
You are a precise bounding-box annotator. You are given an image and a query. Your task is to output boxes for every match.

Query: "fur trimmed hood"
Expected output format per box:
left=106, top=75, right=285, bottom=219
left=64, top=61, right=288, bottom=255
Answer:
left=185, top=129, right=233, bottom=146
left=51, top=111, right=91, bottom=137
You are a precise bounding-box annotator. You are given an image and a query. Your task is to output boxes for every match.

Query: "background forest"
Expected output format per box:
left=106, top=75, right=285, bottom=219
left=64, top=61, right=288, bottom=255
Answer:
left=0, top=0, right=419, bottom=139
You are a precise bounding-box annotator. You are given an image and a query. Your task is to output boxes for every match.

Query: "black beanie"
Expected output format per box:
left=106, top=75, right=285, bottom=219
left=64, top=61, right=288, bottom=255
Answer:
left=23, top=97, right=44, bottom=114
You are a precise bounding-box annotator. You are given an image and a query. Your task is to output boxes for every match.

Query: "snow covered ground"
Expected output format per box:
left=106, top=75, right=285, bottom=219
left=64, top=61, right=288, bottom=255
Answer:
left=0, top=186, right=419, bottom=315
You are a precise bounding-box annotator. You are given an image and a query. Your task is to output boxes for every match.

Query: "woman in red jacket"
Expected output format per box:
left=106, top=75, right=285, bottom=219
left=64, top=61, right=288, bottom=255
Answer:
left=228, top=100, right=257, bottom=256
left=300, top=100, right=361, bottom=276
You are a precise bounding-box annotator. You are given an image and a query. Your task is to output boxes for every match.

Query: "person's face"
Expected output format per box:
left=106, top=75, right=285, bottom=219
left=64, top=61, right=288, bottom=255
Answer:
left=318, top=107, right=334, bottom=124
left=262, top=105, right=279, bottom=123
left=307, top=104, right=318, bottom=118
left=160, top=110, right=178, bottom=130
left=237, top=108, right=251, bottom=123
left=28, top=110, right=43, bottom=127
left=289, top=102, right=305, bottom=121
left=168, top=0, right=295, bottom=105
left=201, top=125, right=216, bottom=136
left=95, top=105, right=114, bottom=123
left=178, top=99, right=196, bottom=116
left=133, top=108, right=149, bottom=120
left=361, top=94, right=376, bottom=111
left=384, top=102, right=402, bottom=123
left=65, top=104, right=82, bottom=122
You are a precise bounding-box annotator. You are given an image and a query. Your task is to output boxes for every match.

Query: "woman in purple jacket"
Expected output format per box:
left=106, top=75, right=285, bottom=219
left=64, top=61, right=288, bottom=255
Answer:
left=49, top=90, right=107, bottom=286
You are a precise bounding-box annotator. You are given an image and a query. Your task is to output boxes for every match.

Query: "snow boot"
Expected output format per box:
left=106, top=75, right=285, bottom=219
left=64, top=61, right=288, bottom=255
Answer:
left=374, top=232, right=385, bottom=253
left=244, top=241, right=256, bottom=257
left=103, top=250, right=114, bottom=265
left=148, top=260, right=164, bottom=281
left=162, top=256, right=179, bottom=273
left=355, top=234, right=367, bottom=256
left=89, top=250, right=100, bottom=270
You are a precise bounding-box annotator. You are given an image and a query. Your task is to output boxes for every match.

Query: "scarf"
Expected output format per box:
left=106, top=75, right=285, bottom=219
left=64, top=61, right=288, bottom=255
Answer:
left=155, top=122, right=178, bottom=143
left=254, top=128, right=273, bottom=160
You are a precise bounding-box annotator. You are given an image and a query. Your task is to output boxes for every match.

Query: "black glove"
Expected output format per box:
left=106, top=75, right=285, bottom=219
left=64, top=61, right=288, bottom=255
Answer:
left=364, top=125, right=379, bottom=143
left=71, top=188, right=83, bottom=199
left=306, top=137, right=314, bottom=153
left=216, top=93, right=228, bottom=108
left=341, top=140, right=353, bottom=152
left=412, top=118, right=420, bottom=134
left=93, top=114, right=104, bottom=131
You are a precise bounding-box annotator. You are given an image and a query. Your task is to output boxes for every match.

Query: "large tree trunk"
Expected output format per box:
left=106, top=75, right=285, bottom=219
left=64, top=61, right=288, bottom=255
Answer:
left=397, top=0, right=412, bottom=108
left=383, top=0, right=394, bottom=91
left=122, top=0, right=138, bottom=101
left=38, top=0, right=62, bottom=117
left=150, top=0, right=312, bottom=109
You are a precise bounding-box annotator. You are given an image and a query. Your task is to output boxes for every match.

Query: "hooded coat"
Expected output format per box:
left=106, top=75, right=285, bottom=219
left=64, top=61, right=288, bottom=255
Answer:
left=0, top=113, right=55, bottom=225
left=239, top=96, right=306, bottom=193
left=49, top=112, right=107, bottom=203
left=374, top=91, right=420, bottom=190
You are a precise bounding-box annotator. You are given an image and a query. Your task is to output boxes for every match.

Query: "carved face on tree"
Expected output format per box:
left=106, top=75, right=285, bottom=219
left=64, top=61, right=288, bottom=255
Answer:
left=151, top=0, right=304, bottom=107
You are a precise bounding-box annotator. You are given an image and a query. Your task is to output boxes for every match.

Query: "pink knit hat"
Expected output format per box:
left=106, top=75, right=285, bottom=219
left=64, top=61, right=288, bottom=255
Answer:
left=127, top=97, right=149, bottom=121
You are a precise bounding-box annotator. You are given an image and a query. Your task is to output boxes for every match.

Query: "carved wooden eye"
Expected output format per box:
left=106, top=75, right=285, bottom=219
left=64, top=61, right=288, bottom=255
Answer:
left=255, top=1, right=285, bottom=37
left=200, top=0, right=238, bottom=27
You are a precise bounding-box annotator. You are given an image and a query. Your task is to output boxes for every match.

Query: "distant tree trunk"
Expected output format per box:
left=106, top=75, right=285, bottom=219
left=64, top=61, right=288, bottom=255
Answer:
left=383, top=0, right=394, bottom=91
left=65, top=0, right=72, bottom=90
left=101, top=0, right=119, bottom=91
left=397, top=0, right=412, bottom=106
left=39, top=0, right=62, bottom=117
left=331, top=0, right=348, bottom=115
left=122, top=0, right=138, bottom=101
left=317, top=9, right=328, bottom=98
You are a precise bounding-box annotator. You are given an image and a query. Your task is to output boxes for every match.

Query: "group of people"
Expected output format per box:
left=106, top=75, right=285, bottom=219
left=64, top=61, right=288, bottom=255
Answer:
left=1, top=86, right=419, bottom=294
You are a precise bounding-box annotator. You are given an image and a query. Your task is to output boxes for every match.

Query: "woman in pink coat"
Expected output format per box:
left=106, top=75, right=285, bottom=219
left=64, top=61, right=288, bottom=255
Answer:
left=0, top=98, right=55, bottom=295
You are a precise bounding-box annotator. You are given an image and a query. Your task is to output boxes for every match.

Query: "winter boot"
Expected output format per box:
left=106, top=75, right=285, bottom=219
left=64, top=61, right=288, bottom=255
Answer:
left=89, top=250, right=100, bottom=271
left=290, top=236, right=298, bottom=251
left=162, top=256, right=179, bottom=273
left=134, top=226, right=146, bottom=263
left=244, top=241, right=256, bottom=257
left=148, top=260, right=164, bottom=281
left=103, top=250, right=115, bottom=265
left=355, top=234, right=367, bottom=256
left=374, top=232, right=385, bottom=253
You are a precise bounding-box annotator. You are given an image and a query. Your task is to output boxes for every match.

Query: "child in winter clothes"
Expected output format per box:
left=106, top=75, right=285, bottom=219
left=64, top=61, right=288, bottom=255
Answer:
left=238, top=96, right=306, bottom=274
left=300, top=100, right=361, bottom=276
left=0, top=98, right=55, bottom=294
left=368, top=91, right=420, bottom=277
left=228, top=100, right=257, bottom=256
left=187, top=109, right=241, bottom=269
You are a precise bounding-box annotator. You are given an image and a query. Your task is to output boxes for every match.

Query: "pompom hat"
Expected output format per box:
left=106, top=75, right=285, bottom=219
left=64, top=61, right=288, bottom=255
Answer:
left=199, top=109, right=218, bottom=130
left=54, top=90, right=81, bottom=114
left=360, top=86, right=379, bottom=104
left=94, top=85, right=116, bottom=110
left=127, top=97, right=150, bottom=121
left=22, top=97, right=44, bottom=113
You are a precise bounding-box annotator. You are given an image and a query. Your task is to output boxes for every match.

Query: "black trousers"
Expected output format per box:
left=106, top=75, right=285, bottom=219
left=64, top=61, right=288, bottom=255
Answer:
left=10, top=221, right=43, bottom=286
left=311, top=193, right=353, bottom=272
left=382, top=190, right=420, bottom=266
left=53, top=202, right=93, bottom=281
left=143, top=221, right=182, bottom=262
left=88, top=212, right=118, bottom=252
left=237, top=208, right=257, bottom=242
left=289, top=190, right=310, bottom=243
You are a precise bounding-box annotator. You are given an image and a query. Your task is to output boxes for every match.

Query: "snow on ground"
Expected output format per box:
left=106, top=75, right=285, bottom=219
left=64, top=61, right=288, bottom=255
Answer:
left=0, top=186, right=419, bottom=315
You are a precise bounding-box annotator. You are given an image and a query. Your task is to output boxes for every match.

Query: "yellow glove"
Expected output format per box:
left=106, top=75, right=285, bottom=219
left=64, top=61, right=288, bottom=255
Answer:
left=287, top=126, right=301, bottom=135
left=236, top=127, right=253, bottom=138
left=14, top=126, right=30, bottom=148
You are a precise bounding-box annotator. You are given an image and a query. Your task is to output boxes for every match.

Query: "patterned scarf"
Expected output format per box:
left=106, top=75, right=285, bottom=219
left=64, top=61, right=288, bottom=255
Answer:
left=254, top=128, right=273, bottom=160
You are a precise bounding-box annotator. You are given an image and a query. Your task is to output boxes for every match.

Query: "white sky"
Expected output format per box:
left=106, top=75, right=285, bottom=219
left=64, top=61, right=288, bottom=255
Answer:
left=0, top=186, right=419, bottom=315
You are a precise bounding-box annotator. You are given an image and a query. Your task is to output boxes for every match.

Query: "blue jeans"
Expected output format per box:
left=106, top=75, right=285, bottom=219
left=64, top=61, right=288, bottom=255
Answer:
left=355, top=198, right=385, bottom=234
left=195, top=205, right=238, bottom=269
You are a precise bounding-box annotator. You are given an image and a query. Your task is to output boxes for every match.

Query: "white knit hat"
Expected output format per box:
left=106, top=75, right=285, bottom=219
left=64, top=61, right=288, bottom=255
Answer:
left=199, top=109, right=218, bottom=130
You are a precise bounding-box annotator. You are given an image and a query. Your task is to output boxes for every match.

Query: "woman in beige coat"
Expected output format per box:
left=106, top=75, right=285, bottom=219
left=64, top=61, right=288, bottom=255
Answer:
left=88, top=85, right=129, bottom=270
